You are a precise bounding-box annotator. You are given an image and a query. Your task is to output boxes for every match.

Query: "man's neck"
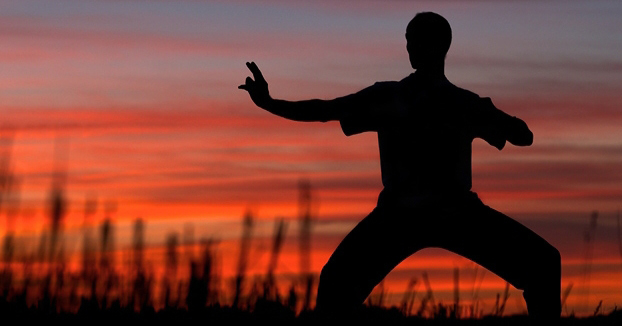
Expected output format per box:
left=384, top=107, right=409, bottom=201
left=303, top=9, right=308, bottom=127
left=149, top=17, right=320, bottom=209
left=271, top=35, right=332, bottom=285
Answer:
left=414, top=64, right=446, bottom=81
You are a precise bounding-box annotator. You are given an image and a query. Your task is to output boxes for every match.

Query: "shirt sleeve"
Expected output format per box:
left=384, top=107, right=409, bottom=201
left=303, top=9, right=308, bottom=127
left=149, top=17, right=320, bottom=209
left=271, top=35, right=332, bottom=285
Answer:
left=337, top=82, right=395, bottom=136
left=472, top=97, right=516, bottom=150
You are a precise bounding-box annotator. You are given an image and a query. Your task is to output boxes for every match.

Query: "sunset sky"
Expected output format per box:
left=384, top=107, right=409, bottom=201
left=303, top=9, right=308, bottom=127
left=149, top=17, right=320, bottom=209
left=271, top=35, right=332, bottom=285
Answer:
left=1, top=0, right=622, bottom=315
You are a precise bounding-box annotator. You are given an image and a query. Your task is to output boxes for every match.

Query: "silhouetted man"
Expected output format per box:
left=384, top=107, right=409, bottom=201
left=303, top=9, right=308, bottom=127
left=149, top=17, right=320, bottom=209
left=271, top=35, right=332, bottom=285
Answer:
left=239, top=12, right=560, bottom=321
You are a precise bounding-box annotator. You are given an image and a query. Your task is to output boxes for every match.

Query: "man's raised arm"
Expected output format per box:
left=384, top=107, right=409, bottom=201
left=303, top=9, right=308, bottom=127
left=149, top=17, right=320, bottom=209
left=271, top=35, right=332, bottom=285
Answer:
left=238, top=62, right=348, bottom=122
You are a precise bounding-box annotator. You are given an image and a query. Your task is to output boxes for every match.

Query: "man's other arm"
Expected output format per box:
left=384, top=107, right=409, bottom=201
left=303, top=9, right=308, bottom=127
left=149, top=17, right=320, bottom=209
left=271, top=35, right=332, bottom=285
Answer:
left=505, top=116, right=533, bottom=146
left=476, top=97, right=534, bottom=149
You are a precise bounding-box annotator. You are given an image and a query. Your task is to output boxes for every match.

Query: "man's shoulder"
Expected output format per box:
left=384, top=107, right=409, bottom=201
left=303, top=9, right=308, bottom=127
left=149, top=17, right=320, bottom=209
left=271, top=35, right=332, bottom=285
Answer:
left=397, top=74, right=482, bottom=99
left=369, top=75, right=489, bottom=109
left=444, top=82, right=481, bottom=101
left=370, top=80, right=401, bottom=90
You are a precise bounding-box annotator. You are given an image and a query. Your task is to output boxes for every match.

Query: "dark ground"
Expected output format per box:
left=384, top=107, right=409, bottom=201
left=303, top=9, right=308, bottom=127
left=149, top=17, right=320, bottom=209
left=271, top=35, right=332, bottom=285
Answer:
left=1, top=297, right=620, bottom=326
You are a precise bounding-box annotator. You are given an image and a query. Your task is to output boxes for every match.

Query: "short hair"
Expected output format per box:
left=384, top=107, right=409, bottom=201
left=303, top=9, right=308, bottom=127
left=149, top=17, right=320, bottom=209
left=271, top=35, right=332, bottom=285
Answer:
left=406, top=12, right=452, bottom=57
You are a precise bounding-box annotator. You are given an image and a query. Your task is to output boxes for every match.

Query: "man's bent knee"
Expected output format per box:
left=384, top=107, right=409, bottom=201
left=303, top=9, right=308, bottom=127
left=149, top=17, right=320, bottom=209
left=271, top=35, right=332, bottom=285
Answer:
left=532, top=242, right=561, bottom=282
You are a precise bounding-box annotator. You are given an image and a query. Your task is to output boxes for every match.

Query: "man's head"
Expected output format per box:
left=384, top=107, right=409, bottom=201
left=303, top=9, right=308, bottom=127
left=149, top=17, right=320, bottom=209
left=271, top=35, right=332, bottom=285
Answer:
left=406, top=12, right=452, bottom=69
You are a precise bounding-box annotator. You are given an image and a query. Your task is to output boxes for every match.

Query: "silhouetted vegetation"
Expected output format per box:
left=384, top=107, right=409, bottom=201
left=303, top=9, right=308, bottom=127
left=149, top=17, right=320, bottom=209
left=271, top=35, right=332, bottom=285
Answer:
left=1, top=202, right=620, bottom=324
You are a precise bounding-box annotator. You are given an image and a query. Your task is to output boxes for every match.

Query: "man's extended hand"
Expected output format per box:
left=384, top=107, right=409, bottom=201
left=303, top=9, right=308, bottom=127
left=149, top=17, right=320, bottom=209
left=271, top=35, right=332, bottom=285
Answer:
left=238, top=61, right=271, bottom=108
left=238, top=61, right=338, bottom=122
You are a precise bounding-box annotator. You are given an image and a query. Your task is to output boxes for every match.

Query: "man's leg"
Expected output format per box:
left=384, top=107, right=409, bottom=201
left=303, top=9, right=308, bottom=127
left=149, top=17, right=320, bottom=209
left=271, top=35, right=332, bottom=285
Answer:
left=438, top=199, right=561, bottom=320
left=316, top=204, right=431, bottom=317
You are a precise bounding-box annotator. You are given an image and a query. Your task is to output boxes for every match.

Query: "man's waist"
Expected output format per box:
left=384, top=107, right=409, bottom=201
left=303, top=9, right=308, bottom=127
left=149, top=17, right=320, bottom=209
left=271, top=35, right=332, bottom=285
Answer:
left=377, top=186, right=478, bottom=207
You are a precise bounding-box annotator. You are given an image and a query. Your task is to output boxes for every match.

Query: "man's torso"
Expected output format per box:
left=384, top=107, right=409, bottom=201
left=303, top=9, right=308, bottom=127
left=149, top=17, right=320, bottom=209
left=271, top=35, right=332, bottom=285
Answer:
left=339, top=73, right=510, bottom=197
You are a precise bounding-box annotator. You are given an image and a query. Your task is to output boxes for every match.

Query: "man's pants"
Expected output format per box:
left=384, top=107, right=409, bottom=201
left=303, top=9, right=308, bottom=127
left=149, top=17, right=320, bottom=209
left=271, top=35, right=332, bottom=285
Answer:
left=316, top=191, right=561, bottom=319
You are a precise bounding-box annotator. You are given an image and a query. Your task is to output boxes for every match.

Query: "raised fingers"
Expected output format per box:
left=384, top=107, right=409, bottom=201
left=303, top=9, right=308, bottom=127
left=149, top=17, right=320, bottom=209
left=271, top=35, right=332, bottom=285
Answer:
left=246, top=61, right=265, bottom=83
